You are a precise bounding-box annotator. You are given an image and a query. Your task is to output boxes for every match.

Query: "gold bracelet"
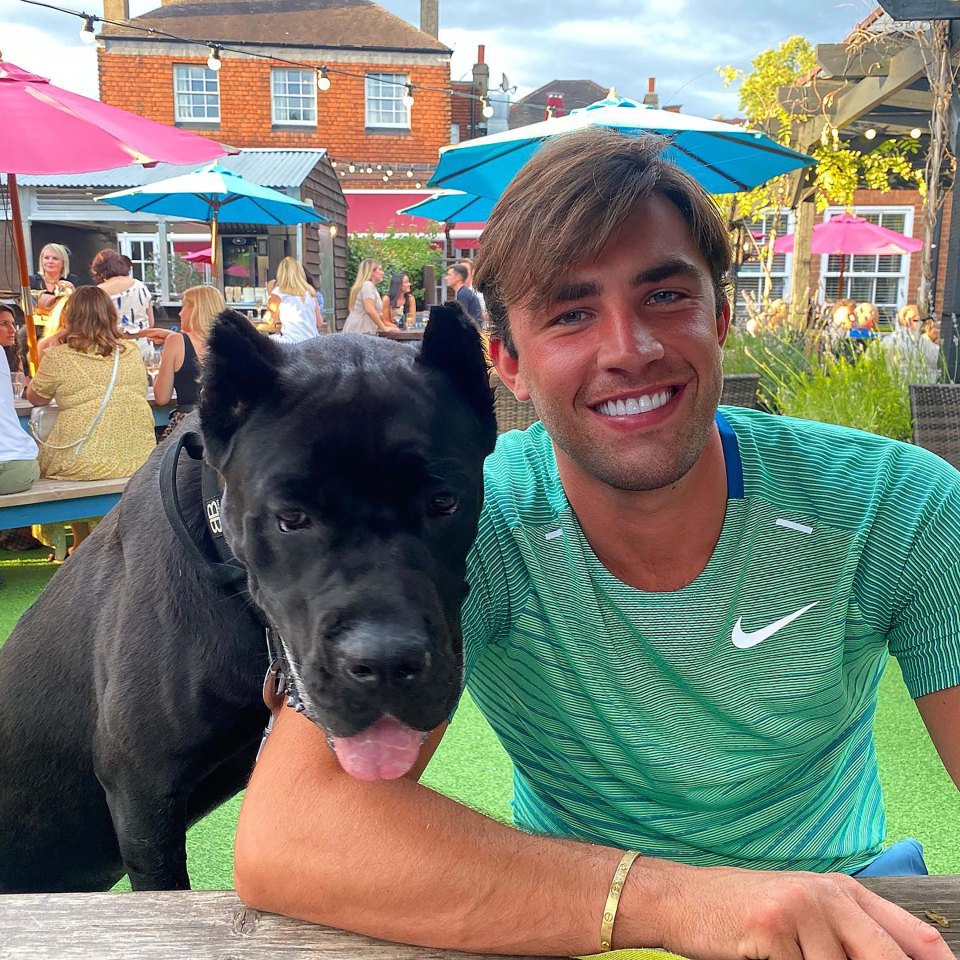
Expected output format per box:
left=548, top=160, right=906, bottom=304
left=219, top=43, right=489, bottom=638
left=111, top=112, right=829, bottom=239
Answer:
left=599, top=850, right=641, bottom=952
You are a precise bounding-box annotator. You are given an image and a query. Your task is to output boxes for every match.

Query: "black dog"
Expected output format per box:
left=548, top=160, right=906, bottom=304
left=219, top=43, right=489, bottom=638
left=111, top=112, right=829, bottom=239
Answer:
left=0, top=306, right=495, bottom=892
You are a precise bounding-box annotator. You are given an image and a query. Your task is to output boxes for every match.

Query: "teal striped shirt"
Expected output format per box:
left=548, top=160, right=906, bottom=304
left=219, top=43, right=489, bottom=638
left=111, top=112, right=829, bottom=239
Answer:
left=462, top=408, right=960, bottom=873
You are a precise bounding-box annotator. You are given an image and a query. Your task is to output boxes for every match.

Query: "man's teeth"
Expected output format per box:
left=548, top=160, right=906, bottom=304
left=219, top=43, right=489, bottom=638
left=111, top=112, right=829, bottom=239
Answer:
left=596, top=390, right=672, bottom=417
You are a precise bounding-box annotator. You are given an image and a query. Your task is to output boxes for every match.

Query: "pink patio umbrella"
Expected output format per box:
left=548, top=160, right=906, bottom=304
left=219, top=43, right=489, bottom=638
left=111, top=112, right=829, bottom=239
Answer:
left=1, top=58, right=233, bottom=367
left=181, top=247, right=213, bottom=264
left=773, top=213, right=923, bottom=297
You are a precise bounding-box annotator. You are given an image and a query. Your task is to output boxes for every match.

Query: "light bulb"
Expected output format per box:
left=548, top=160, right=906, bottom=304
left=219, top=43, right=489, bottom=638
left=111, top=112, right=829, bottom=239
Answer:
left=910, top=127, right=923, bottom=139
left=366, top=166, right=373, bottom=174
left=481, top=97, right=494, bottom=119
left=79, top=15, right=96, bottom=44
left=207, top=46, right=222, bottom=71
left=329, top=225, right=338, bottom=238
left=316, top=66, right=331, bottom=91
left=330, top=159, right=337, bottom=168
left=402, top=83, right=415, bottom=108
left=406, top=168, right=413, bottom=178
left=414, top=182, right=422, bottom=189
left=347, top=163, right=356, bottom=173
left=382, top=174, right=389, bottom=182
left=386, top=168, right=393, bottom=176
left=864, top=128, right=877, bottom=140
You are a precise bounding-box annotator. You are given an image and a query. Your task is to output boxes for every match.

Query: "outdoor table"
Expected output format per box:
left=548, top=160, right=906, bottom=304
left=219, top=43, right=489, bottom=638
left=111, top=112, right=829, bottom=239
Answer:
left=378, top=328, right=425, bottom=342
left=15, top=388, right=173, bottom=430
left=0, top=879, right=957, bottom=958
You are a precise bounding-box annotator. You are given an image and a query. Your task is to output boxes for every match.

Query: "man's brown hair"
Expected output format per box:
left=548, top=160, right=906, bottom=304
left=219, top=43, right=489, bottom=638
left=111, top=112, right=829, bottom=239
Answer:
left=59, top=286, right=123, bottom=357
left=473, top=127, right=732, bottom=356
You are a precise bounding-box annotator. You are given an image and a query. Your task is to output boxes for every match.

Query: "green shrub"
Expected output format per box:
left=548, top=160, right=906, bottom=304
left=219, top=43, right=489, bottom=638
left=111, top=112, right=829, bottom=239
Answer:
left=723, top=327, right=811, bottom=412
left=347, top=229, right=445, bottom=306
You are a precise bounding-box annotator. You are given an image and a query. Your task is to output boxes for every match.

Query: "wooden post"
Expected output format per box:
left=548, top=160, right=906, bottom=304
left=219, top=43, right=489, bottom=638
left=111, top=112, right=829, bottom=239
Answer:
left=788, top=197, right=816, bottom=330
left=7, top=175, right=38, bottom=373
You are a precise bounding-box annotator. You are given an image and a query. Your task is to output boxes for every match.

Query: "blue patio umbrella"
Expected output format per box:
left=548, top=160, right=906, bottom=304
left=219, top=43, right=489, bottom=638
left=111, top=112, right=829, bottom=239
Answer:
left=97, top=163, right=327, bottom=278
left=426, top=94, right=815, bottom=199
left=398, top=190, right=495, bottom=224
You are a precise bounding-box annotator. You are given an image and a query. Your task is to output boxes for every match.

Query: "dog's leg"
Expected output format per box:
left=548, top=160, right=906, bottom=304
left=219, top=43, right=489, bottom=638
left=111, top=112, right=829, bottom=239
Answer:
left=102, top=785, right=191, bottom=890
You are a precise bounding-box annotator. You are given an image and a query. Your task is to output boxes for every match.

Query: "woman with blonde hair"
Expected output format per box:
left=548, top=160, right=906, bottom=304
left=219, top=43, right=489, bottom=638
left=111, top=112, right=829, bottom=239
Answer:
left=25, top=286, right=155, bottom=551
left=142, top=285, right=225, bottom=438
left=343, top=258, right=388, bottom=334
left=263, top=257, right=322, bottom=343
left=31, top=242, right=80, bottom=333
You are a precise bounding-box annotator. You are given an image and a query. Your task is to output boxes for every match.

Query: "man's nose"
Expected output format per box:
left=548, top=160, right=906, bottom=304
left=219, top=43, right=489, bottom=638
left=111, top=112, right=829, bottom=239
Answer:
left=595, top=308, right=665, bottom=371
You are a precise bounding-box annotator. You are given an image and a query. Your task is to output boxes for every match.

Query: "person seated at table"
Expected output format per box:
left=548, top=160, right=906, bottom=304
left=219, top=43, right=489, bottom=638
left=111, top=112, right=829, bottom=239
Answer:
left=381, top=273, right=416, bottom=329
left=925, top=317, right=941, bottom=346
left=141, top=285, right=225, bottom=440
left=90, top=248, right=154, bottom=342
left=852, top=301, right=880, bottom=338
left=884, top=302, right=939, bottom=382
left=343, top=258, right=390, bottom=335
left=30, top=243, right=80, bottom=323
left=25, top=286, right=155, bottom=553
left=262, top=258, right=323, bottom=344
left=0, top=304, right=39, bottom=497
left=234, top=128, right=958, bottom=960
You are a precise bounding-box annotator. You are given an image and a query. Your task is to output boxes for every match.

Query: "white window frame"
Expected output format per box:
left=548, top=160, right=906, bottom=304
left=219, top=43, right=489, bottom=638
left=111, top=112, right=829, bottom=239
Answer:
left=271, top=68, right=317, bottom=125
left=365, top=73, right=410, bottom=129
left=173, top=64, right=220, bottom=123
left=734, top=210, right=794, bottom=318
left=117, top=233, right=160, bottom=294
left=819, top=205, right=914, bottom=323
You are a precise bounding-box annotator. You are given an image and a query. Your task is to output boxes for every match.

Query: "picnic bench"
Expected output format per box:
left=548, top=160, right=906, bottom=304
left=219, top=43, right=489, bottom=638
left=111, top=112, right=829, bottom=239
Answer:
left=14, top=389, right=173, bottom=431
left=0, top=476, right=128, bottom=530
left=0, top=879, right=956, bottom=958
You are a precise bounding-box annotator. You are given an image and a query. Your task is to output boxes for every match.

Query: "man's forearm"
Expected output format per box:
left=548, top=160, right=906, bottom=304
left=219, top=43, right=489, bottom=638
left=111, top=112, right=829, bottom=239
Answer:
left=233, top=710, right=664, bottom=956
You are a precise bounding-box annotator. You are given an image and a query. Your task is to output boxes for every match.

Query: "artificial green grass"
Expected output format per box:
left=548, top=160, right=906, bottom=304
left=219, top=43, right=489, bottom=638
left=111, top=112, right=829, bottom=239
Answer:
left=1, top=548, right=957, bottom=891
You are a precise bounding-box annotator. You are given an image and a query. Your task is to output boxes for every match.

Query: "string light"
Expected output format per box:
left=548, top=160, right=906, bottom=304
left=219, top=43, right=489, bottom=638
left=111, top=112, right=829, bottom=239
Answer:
left=402, top=83, right=415, bottom=108
left=79, top=13, right=96, bottom=43
left=347, top=162, right=356, bottom=173
left=329, top=224, right=338, bottom=238
left=910, top=127, right=923, bottom=139
left=330, top=159, right=337, bottom=168
left=414, top=182, right=422, bottom=189
left=207, top=45, right=222, bottom=71
left=316, top=66, right=330, bottom=91
left=481, top=97, right=494, bottom=119
left=382, top=174, right=389, bottom=182
left=386, top=168, right=393, bottom=176
left=864, top=128, right=877, bottom=140
left=406, top=168, right=414, bottom=178
left=365, top=166, right=373, bottom=174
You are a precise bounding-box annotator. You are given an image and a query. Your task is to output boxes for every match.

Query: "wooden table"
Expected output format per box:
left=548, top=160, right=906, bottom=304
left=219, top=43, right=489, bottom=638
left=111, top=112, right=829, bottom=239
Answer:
left=377, top=329, right=425, bottom=342
left=0, top=880, right=956, bottom=958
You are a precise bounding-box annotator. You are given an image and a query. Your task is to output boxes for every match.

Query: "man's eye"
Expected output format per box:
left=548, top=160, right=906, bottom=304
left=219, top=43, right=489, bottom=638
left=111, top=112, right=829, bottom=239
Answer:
left=429, top=492, right=460, bottom=516
left=277, top=510, right=311, bottom=532
left=552, top=309, right=587, bottom=326
left=648, top=290, right=683, bottom=304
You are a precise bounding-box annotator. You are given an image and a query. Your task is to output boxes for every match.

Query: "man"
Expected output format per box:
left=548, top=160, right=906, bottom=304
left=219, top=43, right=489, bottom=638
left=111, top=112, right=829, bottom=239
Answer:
left=459, top=258, right=488, bottom=323
left=234, top=129, right=958, bottom=960
left=446, top=263, right=484, bottom=327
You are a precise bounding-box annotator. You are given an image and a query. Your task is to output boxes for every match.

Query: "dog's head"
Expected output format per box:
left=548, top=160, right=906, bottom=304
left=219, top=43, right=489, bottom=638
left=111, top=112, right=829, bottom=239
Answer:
left=199, top=306, right=496, bottom=780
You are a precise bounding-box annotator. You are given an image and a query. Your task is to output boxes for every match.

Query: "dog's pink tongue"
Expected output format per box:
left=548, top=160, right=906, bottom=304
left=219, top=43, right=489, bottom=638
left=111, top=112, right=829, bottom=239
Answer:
left=331, top=716, right=422, bottom=781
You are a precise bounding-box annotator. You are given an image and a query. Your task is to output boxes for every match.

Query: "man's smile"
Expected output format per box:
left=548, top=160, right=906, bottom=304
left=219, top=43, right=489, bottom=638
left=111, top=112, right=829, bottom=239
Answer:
left=591, top=385, right=681, bottom=418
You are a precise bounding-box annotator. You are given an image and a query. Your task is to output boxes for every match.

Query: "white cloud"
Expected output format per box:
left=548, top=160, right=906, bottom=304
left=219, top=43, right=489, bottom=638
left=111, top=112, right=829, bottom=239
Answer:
left=1, top=21, right=101, bottom=97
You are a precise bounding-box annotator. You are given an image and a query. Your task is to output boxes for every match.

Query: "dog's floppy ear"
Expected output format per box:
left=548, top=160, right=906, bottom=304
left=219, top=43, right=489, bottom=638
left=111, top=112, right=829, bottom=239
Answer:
left=417, top=302, right=496, bottom=453
left=199, top=310, right=283, bottom=466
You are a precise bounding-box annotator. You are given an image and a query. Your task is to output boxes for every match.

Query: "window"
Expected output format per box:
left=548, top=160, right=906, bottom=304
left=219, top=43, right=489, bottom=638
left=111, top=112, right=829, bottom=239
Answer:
left=734, top=212, right=793, bottom=318
left=365, top=73, right=409, bottom=129
left=118, top=235, right=159, bottom=293
left=821, top=207, right=913, bottom=324
left=173, top=65, right=220, bottom=122
left=271, top=68, right=316, bottom=125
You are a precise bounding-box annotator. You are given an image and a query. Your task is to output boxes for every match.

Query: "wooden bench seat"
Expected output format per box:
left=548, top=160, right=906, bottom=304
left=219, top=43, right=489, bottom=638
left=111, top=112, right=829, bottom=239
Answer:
left=0, top=477, right=129, bottom=531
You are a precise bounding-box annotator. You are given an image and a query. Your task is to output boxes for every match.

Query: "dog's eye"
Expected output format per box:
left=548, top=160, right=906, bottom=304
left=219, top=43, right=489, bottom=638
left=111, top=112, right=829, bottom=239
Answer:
left=277, top=510, right=311, bottom=533
left=429, top=492, right=459, bottom=516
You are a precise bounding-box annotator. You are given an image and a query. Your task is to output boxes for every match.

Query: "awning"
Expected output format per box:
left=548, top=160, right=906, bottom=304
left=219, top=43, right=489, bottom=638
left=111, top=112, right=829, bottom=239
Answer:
left=345, top=190, right=436, bottom=234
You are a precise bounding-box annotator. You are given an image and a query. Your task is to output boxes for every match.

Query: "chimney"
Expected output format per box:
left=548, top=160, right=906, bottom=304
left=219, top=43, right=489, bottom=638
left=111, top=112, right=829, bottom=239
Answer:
left=642, top=77, right=659, bottom=109
left=472, top=45, right=489, bottom=101
left=420, top=0, right=439, bottom=38
left=102, top=0, right=130, bottom=20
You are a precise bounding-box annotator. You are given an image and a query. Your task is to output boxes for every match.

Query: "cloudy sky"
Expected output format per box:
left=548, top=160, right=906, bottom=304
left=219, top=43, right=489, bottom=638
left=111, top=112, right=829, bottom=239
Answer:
left=2, top=0, right=876, bottom=117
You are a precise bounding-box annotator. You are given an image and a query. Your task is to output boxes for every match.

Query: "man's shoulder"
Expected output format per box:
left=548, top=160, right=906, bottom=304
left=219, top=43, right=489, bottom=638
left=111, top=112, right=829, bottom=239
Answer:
left=482, top=423, right=564, bottom=521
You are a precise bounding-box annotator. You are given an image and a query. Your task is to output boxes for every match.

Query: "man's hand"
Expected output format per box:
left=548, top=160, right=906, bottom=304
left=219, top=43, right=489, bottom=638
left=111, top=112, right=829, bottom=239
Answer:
left=650, top=863, right=951, bottom=960
left=137, top=327, right=170, bottom=344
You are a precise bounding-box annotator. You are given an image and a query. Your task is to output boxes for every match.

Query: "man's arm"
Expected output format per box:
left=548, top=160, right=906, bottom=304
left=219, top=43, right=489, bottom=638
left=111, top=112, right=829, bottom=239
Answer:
left=916, top=684, right=960, bottom=788
left=234, top=710, right=951, bottom=960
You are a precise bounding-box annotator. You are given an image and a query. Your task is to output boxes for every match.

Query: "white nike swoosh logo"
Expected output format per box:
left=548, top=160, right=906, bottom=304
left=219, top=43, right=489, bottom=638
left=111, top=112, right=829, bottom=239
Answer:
left=731, top=601, right=819, bottom=649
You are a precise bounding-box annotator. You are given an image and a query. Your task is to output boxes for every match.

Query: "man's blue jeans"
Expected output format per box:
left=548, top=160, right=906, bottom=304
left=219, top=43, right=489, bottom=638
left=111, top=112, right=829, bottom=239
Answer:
left=854, top=838, right=928, bottom=877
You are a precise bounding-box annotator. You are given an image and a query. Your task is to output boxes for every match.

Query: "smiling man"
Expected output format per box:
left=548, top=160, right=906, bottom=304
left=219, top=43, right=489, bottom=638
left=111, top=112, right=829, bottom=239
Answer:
left=234, top=129, right=959, bottom=960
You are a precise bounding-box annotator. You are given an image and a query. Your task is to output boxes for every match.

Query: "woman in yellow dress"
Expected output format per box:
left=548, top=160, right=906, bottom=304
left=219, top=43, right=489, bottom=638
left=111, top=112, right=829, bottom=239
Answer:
left=25, top=286, right=156, bottom=552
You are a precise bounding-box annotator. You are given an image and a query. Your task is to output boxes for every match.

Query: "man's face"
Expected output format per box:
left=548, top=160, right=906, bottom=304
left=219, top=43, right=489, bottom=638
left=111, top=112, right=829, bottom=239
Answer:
left=0, top=311, right=16, bottom=348
left=445, top=268, right=459, bottom=288
left=492, top=196, right=728, bottom=493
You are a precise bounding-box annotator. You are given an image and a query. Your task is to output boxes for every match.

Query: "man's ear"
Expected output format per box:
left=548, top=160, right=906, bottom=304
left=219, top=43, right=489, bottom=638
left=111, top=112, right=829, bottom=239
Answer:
left=418, top=302, right=496, bottom=453
left=489, top=336, right=531, bottom=402
left=716, top=297, right=732, bottom=348
left=199, top=310, right=284, bottom=467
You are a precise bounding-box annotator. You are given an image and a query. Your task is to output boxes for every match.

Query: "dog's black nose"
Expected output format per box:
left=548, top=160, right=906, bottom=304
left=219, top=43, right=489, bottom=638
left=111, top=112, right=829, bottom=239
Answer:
left=337, top=628, right=428, bottom=689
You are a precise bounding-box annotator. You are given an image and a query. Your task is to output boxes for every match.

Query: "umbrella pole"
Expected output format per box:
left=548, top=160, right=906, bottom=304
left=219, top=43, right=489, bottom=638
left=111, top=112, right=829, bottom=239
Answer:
left=210, top=213, right=222, bottom=291
left=7, top=174, right=38, bottom=373
left=838, top=256, right=846, bottom=301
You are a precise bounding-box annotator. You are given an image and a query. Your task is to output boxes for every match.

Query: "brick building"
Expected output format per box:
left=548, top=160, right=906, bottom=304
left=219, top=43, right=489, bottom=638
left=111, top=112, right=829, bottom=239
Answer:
left=97, top=0, right=454, bottom=196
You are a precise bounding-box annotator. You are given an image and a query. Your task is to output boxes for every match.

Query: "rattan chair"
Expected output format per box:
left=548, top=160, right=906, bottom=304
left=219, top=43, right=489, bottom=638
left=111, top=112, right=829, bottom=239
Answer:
left=909, top=383, right=960, bottom=469
left=720, top=373, right=760, bottom=409
left=490, top=371, right=539, bottom=434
